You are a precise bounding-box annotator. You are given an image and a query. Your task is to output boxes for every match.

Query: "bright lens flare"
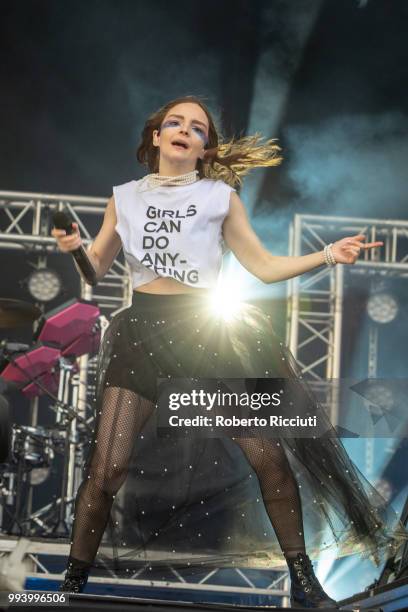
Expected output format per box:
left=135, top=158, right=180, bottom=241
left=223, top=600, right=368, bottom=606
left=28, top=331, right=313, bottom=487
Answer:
left=208, top=284, right=243, bottom=321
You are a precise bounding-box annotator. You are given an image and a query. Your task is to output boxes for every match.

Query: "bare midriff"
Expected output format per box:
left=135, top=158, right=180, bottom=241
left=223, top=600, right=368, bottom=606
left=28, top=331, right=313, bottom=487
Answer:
left=133, top=276, right=211, bottom=296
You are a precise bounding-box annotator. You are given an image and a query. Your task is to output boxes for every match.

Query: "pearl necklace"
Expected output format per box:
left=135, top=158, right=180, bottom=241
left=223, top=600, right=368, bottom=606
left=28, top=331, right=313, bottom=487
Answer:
left=138, top=170, right=199, bottom=192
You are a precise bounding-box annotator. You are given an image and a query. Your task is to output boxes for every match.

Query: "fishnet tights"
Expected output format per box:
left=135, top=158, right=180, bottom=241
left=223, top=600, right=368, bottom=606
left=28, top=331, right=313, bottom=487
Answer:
left=68, top=388, right=305, bottom=565
left=69, top=387, right=156, bottom=564
left=233, top=436, right=306, bottom=559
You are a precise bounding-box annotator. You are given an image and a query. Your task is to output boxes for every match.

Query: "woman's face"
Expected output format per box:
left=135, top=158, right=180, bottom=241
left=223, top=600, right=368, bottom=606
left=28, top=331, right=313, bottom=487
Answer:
left=152, top=102, right=209, bottom=167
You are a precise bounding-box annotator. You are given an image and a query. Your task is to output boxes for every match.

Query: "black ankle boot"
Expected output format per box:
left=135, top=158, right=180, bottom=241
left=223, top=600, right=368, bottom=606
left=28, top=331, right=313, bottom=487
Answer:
left=58, top=556, right=91, bottom=593
left=287, top=552, right=338, bottom=608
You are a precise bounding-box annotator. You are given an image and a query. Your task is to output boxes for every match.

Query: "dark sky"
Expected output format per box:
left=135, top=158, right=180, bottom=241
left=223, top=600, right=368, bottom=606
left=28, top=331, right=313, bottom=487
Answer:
left=0, top=0, right=261, bottom=195
left=1, top=0, right=407, bottom=210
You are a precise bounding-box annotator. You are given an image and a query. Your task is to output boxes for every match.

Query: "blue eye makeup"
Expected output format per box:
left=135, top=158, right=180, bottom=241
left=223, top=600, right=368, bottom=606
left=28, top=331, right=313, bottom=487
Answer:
left=193, top=127, right=208, bottom=145
left=161, top=119, right=208, bottom=145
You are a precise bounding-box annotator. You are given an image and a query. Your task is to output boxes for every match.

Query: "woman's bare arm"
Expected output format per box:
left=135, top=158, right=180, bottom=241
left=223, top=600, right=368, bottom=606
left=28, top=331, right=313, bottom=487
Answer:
left=222, top=191, right=383, bottom=283
left=86, top=196, right=122, bottom=281
left=51, top=196, right=122, bottom=283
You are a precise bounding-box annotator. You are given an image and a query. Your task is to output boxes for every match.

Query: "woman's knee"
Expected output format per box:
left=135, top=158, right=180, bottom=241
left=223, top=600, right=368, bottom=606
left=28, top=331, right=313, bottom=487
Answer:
left=89, top=464, right=128, bottom=496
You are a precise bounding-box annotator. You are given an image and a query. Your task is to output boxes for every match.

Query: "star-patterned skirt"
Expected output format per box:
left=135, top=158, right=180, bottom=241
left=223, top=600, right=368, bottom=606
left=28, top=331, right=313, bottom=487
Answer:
left=82, top=290, right=406, bottom=575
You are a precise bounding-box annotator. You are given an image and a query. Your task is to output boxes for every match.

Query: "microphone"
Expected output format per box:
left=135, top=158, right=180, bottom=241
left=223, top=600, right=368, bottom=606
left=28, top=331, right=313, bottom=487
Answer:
left=53, top=211, right=98, bottom=286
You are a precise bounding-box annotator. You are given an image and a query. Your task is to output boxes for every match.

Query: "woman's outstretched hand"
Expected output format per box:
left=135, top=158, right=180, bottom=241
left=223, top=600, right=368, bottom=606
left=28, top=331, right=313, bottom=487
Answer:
left=331, top=234, right=383, bottom=265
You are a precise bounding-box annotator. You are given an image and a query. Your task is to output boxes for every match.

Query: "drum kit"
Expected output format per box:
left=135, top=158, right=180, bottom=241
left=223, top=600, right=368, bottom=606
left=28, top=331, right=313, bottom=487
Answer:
left=0, top=297, right=102, bottom=537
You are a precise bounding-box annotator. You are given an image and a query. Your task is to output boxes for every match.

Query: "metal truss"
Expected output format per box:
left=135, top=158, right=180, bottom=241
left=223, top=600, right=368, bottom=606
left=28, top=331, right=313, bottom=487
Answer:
left=0, top=190, right=132, bottom=539
left=0, top=188, right=132, bottom=420
left=287, top=213, right=408, bottom=425
left=0, top=188, right=132, bottom=310
left=0, top=536, right=290, bottom=604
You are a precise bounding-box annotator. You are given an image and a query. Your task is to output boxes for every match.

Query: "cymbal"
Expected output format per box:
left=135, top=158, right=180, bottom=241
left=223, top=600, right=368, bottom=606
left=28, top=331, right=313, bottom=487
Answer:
left=0, top=299, right=41, bottom=328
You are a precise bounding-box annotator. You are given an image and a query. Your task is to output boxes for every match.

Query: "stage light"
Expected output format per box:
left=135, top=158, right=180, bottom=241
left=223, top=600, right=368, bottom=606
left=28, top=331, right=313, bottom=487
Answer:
left=208, top=281, right=244, bottom=321
left=27, top=268, right=62, bottom=302
left=366, top=292, right=398, bottom=324
left=29, top=466, right=51, bottom=486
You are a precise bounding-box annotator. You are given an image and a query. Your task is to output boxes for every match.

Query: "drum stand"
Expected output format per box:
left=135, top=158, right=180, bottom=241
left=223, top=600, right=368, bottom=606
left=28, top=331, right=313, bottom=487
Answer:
left=9, top=428, right=26, bottom=535
left=5, top=358, right=90, bottom=536
left=0, top=298, right=101, bottom=537
left=50, top=357, right=79, bottom=535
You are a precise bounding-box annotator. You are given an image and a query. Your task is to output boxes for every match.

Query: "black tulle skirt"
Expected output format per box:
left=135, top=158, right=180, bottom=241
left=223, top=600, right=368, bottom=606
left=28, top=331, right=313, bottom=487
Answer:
left=82, top=290, right=407, bottom=573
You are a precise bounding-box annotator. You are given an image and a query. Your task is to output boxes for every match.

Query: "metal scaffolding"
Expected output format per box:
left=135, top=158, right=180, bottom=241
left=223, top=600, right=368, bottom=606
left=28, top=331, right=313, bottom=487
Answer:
left=287, top=212, right=408, bottom=442
left=0, top=189, right=133, bottom=422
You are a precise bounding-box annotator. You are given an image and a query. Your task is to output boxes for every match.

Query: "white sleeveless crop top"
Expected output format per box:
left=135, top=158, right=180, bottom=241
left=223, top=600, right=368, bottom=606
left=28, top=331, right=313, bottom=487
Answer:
left=113, top=177, right=236, bottom=289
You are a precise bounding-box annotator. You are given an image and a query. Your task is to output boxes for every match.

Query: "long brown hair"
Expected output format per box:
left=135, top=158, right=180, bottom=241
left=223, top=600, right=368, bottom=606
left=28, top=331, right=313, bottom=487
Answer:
left=136, top=95, right=282, bottom=188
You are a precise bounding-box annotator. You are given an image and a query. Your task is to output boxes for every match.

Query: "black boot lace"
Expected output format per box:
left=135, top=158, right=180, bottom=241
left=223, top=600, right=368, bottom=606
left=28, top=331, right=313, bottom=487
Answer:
left=291, top=552, right=336, bottom=601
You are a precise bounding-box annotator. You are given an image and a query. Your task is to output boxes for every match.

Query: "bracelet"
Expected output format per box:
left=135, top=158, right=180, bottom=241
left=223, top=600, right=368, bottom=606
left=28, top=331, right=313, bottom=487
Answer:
left=324, top=243, right=337, bottom=266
